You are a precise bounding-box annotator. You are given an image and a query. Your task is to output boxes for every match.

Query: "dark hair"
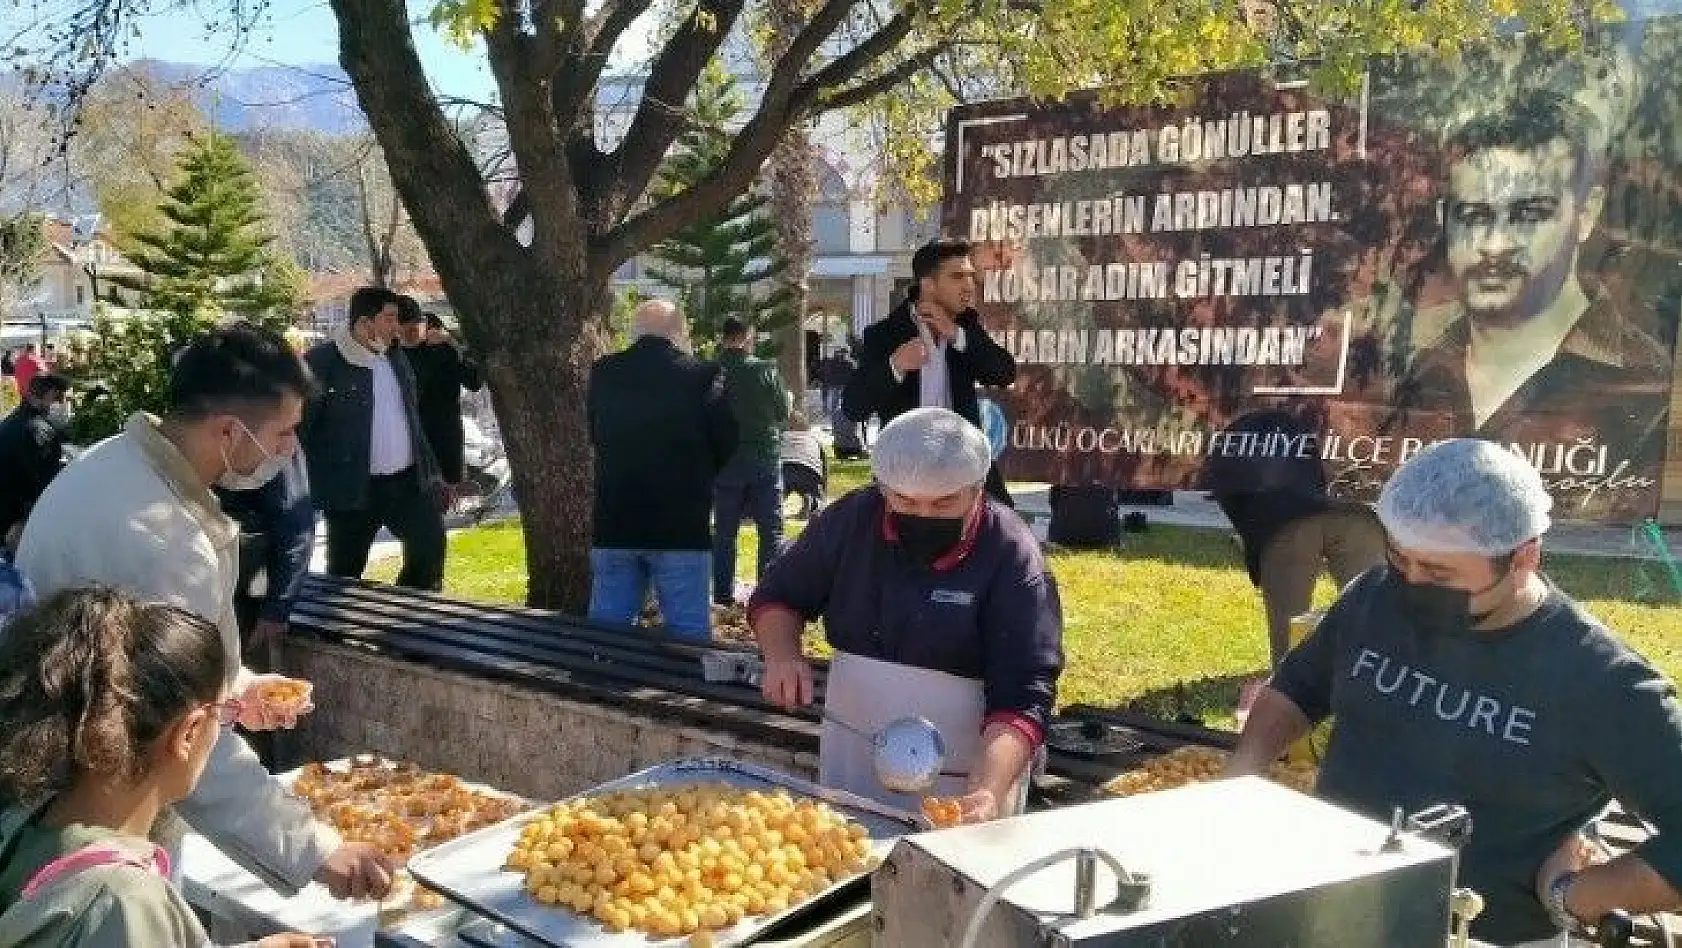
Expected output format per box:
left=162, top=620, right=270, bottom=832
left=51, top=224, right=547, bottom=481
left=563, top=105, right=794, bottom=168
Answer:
left=911, top=238, right=973, bottom=284
left=395, top=294, right=423, bottom=325
left=169, top=323, right=314, bottom=420
left=1445, top=90, right=1602, bottom=200
left=27, top=373, right=70, bottom=399
left=720, top=317, right=749, bottom=340
left=0, top=588, right=227, bottom=801
left=349, top=287, right=401, bottom=325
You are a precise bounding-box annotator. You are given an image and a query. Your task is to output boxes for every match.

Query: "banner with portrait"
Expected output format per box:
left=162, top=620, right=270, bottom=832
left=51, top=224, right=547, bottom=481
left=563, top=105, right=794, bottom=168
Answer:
left=948, top=17, right=1682, bottom=522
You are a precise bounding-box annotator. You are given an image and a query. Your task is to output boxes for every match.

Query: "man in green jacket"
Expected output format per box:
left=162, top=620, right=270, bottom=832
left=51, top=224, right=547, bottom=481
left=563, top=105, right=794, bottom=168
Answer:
left=714, top=317, right=790, bottom=604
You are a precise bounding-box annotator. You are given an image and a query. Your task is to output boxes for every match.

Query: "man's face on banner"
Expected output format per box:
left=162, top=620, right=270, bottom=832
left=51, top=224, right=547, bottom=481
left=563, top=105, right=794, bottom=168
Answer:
left=1445, top=139, right=1592, bottom=328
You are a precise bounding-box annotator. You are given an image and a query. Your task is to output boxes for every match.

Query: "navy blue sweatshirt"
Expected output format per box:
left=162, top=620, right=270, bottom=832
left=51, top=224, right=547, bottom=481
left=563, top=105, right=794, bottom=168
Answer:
left=749, top=486, right=1063, bottom=742
left=1274, top=568, right=1682, bottom=943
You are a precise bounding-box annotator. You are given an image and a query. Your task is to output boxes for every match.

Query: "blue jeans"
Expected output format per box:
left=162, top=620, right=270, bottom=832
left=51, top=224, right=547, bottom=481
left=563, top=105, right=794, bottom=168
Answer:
left=713, top=459, right=784, bottom=602
left=588, top=548, right=712, bottom=641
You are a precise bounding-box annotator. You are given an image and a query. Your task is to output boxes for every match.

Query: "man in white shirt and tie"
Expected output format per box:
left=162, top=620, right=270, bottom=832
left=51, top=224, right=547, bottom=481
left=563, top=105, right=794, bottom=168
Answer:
left=301, top=286, right=448, bottom=590
left=842, top=238, right=1018, bottom=504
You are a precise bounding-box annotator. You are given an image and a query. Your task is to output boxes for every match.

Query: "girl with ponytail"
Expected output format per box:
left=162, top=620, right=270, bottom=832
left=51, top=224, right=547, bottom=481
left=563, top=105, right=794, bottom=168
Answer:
left=0, top=588, right=328, bottom=947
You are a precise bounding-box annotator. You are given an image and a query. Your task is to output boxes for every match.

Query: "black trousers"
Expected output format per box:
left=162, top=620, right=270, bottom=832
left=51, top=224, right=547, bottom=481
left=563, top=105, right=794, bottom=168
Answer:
left=324, top=468, right=446, bottom=591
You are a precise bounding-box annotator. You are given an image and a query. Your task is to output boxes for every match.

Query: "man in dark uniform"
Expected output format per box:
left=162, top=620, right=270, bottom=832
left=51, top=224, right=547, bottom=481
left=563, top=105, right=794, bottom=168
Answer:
left=1387, top=91, right=1672, bottom=521
left=843, top=238, right=1018, bottom=504
left=751, top=408, right=1062, bottom=821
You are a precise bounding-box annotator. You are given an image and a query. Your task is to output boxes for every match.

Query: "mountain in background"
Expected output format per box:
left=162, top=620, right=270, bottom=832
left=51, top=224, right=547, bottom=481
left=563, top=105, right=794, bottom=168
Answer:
left=136, top=60, right=368, bottom=134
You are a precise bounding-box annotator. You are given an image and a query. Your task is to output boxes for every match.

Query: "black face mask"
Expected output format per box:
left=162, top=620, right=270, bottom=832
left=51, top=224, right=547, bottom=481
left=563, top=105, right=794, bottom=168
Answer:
left=1387, top=564, right=1506, bottom=634
left=892, top=513, right=966, bottom=567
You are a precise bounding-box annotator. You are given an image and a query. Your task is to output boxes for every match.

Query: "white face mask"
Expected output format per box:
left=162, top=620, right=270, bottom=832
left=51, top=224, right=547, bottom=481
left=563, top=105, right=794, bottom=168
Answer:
left=44, top=401, right=71, bottom=428
left=217, top=419, right=287, bottom=491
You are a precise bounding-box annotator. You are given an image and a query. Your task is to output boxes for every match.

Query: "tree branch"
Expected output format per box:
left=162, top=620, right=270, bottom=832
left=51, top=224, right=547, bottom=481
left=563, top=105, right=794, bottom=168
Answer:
left=552, top=0, right=651, bottom=125
left=814, top=44, right=946, bottom=111
left=603, top=0, right=748, bottom=218
left=328, top=0, right=524, bottom=298
left=533, top=0, right=588, bottom=76
left=797, top=7, right=917, bottom=100
left=599, top=0, right=903, bottom=269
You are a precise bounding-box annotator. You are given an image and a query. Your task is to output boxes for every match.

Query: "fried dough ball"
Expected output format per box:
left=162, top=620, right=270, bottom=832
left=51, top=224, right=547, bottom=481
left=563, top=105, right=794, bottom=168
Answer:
left=1101, top=746, right=1319, bottom=797
left=505, top=783, right=874, bottom=939
left=919, top=796, right=963, bottom=829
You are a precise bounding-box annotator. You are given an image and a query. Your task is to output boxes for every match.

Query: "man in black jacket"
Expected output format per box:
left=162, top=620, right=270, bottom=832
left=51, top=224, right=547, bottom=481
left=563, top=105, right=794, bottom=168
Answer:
left=588, top=299, right=738, bottom=641
left=397, top=299, right=483, bottom=489
left=843, top=238, right=1017, bottom=504
left=0, top=373, right=70, bottom=549
left=215, top=452, right=315, bottom=666
left=302, top=286, right=447, bottom=590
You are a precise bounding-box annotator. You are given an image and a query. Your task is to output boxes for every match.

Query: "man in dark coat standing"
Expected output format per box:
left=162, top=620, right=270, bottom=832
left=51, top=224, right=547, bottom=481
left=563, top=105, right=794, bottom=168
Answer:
left=588, top=299, right=738, bottom=641
left=397, top=299, right=483, bottom=490
left=301, top=286, right=447, bottom=590
left=843, top=237, right=1018, bottom=504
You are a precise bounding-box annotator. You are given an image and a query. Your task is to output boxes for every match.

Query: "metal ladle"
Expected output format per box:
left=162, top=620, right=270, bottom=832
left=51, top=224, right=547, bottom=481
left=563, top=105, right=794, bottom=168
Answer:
left=822, top=713, right=958, bottom=793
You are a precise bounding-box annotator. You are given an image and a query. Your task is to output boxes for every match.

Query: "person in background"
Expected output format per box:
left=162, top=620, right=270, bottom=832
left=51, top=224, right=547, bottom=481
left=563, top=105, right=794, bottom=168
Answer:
left=302, top=287, right=447, bottom=591
left=17, top=323, right=393, bottom=903
left=397, top=299, right=483, bottom=493
left=0, top=589, right=327, bottom=948
left=712, top=316, right=789, bottom=605
left=843, top=238, right=1017, bottom=504
left=1227, top=439, right=1682, bottom=945
left=1204, top=407, right=1386, bottom=667
left=13, top=344, right=46, bottom=401
left=1, top=348, right=16, bottom=377
left=0, top=374, right=72, bottom=552
left=213, top=452, right=315, bottom=669
left=779, top=412, right=826, bottom=520
left=751, top=408, right=1062, bottom=820
left=588, top=300, right=737, bottom=641
left=829, top=343, right=868, bottom=461
left=41, top=344, right=57, bottom=368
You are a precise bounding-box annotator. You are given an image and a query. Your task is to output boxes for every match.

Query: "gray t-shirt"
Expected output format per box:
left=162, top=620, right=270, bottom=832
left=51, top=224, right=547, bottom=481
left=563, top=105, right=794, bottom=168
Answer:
left=1274, top=568, right=1682, bottom=944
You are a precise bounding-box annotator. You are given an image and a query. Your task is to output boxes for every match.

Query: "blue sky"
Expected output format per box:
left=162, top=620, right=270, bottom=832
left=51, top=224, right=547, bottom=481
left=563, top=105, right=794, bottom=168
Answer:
left=127, top=0, right=496, bottom=100
left=112, top=0, right=655, bottom=104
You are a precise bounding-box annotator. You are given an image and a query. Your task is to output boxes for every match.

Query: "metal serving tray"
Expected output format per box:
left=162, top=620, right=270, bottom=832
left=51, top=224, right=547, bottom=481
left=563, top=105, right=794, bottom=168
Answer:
left=407, top=758, right=921, bottom=948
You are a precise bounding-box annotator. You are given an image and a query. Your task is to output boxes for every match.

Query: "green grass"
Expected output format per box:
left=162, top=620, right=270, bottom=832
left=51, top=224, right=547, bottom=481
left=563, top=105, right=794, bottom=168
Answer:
left=372, top=458, right=1682, bottom=730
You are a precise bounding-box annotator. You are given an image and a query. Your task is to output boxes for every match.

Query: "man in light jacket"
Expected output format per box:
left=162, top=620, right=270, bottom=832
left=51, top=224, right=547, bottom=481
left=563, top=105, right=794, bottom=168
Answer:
left=16, top=323, right=394, bottom=900
left=302, top=286, right=447, bottom=590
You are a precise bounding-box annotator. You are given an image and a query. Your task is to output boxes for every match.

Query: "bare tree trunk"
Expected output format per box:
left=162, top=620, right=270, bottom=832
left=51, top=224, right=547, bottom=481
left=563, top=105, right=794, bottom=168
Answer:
left=477, top=281, right=605, bottom=609
left=765, top=0, right=815, bottom=406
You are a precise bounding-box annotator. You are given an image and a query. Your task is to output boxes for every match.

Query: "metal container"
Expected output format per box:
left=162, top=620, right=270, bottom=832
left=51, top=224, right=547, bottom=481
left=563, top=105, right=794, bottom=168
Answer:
left=406, top=758, right=920, bottom=948
left=871, top=777, right=1457, bottom=948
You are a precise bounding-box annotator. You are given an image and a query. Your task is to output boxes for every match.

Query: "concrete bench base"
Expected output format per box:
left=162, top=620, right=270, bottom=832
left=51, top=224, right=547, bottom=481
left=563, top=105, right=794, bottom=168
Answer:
left=278, top=637, right=819, bottom=801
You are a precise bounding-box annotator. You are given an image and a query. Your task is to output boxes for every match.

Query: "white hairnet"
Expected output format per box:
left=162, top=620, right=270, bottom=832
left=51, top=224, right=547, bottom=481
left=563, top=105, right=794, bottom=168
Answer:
left=1377, top=439, right=1552, bottom=555
left=872, top=407, right=992, bottom=497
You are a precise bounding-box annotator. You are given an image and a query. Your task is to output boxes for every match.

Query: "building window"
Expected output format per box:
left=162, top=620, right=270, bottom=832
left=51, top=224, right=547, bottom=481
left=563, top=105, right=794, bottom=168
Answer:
left=75, top=285, right=85, bottom=305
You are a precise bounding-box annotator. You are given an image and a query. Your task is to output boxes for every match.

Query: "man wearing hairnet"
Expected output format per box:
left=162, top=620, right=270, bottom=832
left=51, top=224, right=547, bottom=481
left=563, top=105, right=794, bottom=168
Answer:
left=1226, top=439, right=1682, bottom=946
left=747, top=408, right=1063, bottom=822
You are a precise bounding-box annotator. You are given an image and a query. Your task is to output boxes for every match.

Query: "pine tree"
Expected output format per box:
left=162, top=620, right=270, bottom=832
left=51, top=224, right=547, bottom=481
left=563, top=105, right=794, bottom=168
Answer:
left=645, top=60, right=794, bottom=350
left=110, top=132, right=297, bottom=318
left=74, top=134, right=296, bottom=441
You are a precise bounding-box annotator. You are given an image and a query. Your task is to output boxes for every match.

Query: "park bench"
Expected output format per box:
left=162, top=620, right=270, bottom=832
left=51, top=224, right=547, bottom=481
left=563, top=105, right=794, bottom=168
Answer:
left=284, top=574, right=1231, bottom=803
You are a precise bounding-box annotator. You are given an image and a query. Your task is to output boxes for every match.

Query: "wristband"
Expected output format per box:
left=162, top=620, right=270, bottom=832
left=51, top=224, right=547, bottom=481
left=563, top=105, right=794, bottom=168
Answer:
left=1544, top=870, right=1586, bottom=935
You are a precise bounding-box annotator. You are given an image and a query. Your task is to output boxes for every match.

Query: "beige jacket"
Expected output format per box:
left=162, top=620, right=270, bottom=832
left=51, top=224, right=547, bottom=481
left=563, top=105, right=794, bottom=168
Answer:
left=16, top=414, right=339, bottom=894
